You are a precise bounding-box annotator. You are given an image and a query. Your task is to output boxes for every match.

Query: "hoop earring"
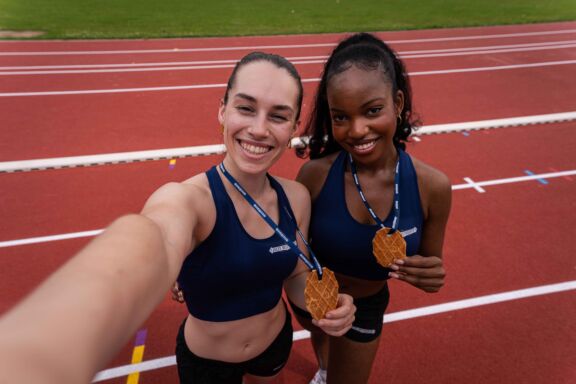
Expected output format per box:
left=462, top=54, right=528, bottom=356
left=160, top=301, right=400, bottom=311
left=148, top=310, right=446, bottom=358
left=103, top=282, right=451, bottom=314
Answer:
left=397, top=114, right=409, bottom=135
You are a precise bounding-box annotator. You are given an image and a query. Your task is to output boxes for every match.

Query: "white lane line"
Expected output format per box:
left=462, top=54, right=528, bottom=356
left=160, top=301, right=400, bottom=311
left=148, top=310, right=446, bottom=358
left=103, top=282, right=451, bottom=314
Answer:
left=0, top=144, right=227, bottom=173
left=417, top=111, right=576, bottom=134
left=410, top=59, right=576, bottom=76
left=399, top=39, right=576, bottom=54
left=463, top=177, right=486, bottom=193
left=2, top=40, right=575, bottom=74
left=91, top=280, right=576, bottom=381
left=0, top=82, right=228, bottom=97
left=2, top=60, right=576, bottom=97
left=1, top=111, right=574, bottom=174
left=0, top=230, right=104, bottom=248
left=452, top=170, right=576, bottom=190
left=2, top=168, right=575, bottom=249
left=3, top=28, right=576, bottom=56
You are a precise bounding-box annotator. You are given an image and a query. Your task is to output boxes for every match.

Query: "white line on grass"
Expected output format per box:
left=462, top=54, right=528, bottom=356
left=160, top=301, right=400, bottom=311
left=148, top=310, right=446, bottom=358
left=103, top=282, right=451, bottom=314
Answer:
left=2, top=28, right=576, bottom=56
left=91, top=280, right=576, bottom=382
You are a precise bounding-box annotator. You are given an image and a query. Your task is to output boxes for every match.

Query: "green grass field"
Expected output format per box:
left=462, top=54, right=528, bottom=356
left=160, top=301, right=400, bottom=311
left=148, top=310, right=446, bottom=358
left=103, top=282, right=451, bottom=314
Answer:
left=0, top=0, right=575, bottom=39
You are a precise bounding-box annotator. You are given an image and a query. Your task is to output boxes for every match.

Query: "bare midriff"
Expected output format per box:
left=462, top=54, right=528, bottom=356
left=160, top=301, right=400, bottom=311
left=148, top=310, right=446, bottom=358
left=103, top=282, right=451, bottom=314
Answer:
left=183, top=299, right=285, bottom=362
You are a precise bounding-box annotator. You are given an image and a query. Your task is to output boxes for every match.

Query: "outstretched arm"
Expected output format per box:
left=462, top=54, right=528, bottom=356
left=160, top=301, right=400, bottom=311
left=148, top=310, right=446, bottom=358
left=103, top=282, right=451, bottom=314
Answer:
left=0, top=215, right=173, bottom=383
left=0, top=182, right=202, bottom=383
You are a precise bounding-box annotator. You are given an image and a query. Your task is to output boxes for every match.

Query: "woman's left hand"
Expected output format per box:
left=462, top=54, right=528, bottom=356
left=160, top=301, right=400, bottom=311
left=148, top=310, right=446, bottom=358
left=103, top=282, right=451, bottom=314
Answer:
left=388, top=255, right=445, bottom=293
left=312, top=293, right=356, bottom=336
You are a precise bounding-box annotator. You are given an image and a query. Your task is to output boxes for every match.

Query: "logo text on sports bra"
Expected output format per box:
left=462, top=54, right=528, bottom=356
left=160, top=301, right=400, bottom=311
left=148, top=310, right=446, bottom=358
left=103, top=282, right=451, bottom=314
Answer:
left=400, top=227, right=418, bottom=237
left=269, top=244, right=290, bottom=254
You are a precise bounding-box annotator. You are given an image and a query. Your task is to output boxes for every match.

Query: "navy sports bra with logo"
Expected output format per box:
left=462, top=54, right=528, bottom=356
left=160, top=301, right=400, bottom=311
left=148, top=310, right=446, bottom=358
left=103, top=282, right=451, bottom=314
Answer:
left=309, top=150, right=424, bottom=280
left=177, top=166, right=299, bottom=321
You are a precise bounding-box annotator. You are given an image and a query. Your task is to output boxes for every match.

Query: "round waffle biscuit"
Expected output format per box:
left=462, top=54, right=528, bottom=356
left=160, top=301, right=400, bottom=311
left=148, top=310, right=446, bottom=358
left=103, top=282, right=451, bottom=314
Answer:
left=304, top=267, right=339, bottom=321
left=372, top=227, right=406, bottom=267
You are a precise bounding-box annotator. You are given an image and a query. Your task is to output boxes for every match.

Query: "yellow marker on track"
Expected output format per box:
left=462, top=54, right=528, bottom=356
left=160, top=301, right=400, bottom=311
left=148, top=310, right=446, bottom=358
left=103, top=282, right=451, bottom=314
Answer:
left=127, top=329, right=147, bottom=384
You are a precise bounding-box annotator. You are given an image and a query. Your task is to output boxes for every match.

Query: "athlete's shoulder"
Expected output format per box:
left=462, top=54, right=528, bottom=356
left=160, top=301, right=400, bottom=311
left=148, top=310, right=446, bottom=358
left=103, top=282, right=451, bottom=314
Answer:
left=297, top=152, right=341, bottom=200
left=150, top=173, right=206, bottom=200
left=274, top=176, right=310, bottom=204
left=410, top=156, right=452, bottom=220
left=298, top=152, right=339, bottom=179
left=411, top=156, right=451, bottom=195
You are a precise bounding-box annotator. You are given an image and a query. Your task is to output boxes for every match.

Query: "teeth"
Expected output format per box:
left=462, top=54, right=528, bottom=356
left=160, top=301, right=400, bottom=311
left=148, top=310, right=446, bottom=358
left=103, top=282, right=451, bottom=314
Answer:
left=354, top=140, right=376, bottom=151
left=240, top=141, right=271, bottom=155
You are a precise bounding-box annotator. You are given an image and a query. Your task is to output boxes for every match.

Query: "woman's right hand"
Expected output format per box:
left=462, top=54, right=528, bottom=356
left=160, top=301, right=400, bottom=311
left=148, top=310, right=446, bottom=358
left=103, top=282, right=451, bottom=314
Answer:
left=313, top=293, right=355, bottom=337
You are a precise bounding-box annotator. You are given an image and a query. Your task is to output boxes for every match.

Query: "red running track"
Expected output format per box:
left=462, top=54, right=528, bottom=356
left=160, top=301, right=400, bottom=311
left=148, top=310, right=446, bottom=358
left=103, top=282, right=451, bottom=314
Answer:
left=0, top=22, right=575, bottom=384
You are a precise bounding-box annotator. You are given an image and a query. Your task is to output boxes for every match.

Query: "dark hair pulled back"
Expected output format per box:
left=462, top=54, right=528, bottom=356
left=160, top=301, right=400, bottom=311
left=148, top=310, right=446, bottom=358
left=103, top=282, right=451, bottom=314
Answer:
left=299, top=33, right=418, bottom=159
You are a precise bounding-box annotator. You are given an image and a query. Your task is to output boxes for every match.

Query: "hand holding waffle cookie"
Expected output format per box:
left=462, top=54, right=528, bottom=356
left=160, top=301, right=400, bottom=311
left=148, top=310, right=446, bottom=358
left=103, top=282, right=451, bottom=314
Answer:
left=285, top=266, right=355, bottom=337
left=389, top=255, right=446, bottom=293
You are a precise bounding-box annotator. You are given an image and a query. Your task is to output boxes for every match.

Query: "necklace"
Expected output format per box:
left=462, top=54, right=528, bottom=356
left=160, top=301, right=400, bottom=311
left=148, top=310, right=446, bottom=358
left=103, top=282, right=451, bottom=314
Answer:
left=348, top=152, right=406, bottom=267
left=218, top=162, right=338, bottom=320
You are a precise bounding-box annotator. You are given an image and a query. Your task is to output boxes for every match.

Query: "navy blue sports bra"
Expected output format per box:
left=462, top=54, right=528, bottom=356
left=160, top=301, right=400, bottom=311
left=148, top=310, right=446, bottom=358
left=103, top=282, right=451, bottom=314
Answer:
left=309, top=150, right=424, bottom=280
left=177, top=166, right=299, bottom=322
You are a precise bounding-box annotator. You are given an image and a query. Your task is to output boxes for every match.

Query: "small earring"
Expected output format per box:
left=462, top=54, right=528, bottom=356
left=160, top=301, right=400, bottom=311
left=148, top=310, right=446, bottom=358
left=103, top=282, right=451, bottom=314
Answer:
left=220, top=124, right=224, bottom=133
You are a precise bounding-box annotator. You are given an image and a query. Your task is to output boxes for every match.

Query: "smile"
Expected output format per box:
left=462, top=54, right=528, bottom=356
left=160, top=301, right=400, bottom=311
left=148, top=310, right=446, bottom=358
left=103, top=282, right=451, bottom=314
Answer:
left=352, top=139, right=378, bottom=152
left=238, top=140, right=273, bottom=155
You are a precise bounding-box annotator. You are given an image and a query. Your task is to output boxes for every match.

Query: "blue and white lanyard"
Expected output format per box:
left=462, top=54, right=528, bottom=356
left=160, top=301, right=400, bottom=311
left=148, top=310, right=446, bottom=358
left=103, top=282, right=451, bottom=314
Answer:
left=218, top=162, right=323, bottom=278
left=348, top=152, right=401, bottom=234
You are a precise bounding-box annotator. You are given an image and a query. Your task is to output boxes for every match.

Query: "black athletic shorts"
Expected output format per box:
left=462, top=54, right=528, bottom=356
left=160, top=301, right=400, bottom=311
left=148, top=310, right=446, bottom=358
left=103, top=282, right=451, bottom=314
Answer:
left=175, top=307, right=293, bottom=384
left=289, top=283, right=390, bottom=343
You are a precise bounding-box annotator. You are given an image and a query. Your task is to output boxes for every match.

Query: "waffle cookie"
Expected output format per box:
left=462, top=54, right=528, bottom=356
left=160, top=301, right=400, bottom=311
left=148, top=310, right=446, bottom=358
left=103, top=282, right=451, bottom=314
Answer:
left=372, top=227, right=406, bottom=267
left=304, top=267, right=339, bottom=321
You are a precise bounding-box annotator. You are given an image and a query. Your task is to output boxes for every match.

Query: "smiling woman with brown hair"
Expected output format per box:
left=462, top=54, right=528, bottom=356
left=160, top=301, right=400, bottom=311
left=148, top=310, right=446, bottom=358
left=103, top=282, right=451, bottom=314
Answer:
left=0, top=52, right=356, bottom=384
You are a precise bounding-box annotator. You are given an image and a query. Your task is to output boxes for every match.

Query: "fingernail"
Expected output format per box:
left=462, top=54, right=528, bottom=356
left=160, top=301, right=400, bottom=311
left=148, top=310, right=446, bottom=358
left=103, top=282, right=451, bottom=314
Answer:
left=395, top=259, right=405, bottom=265
left=389, top=264, right=399, bottom=271
left=389, top=272, right=399, bottom=279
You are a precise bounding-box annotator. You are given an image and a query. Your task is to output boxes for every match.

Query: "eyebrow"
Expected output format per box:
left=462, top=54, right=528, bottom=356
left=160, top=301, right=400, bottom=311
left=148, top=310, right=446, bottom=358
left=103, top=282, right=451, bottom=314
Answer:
left=361, top=97, right=386, bottom=108
left=234, top=93, right=295, bottom=114
left=234, top=93, right=257, bottom=103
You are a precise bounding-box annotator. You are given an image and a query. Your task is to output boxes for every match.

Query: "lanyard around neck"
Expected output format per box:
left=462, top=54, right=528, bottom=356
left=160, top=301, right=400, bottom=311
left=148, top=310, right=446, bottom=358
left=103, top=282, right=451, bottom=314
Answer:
left=348, top=152, right=401, bottom=234
left=218, top=162, right=323, bottom=277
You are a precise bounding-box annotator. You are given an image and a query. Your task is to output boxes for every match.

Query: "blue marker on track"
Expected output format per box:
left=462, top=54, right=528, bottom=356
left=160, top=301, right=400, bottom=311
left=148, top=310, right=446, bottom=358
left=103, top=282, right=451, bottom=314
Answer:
left=524, top=170, right=549, bottom=185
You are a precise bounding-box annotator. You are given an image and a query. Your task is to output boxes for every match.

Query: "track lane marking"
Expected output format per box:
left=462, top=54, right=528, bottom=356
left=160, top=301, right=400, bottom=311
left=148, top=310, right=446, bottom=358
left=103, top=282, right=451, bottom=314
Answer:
left=463, top=177, right=486, bottom=193
left=2, top=40, right=575, bottom=74
left=2, top=60, right=576, bottom=96
left=2, top=168, right=576, bottom=248
left=2, top=112, right=575, bottom=173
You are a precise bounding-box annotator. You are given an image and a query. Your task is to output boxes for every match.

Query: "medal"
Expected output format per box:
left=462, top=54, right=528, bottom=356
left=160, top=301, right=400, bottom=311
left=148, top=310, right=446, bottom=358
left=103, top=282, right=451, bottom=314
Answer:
left=218, top=163, right=339, bottom=317
left=304, top=267, right=339, bottom=321
left=348, top=152, right=406, bottom=268
left=372, top=227, right=406, bottom=267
